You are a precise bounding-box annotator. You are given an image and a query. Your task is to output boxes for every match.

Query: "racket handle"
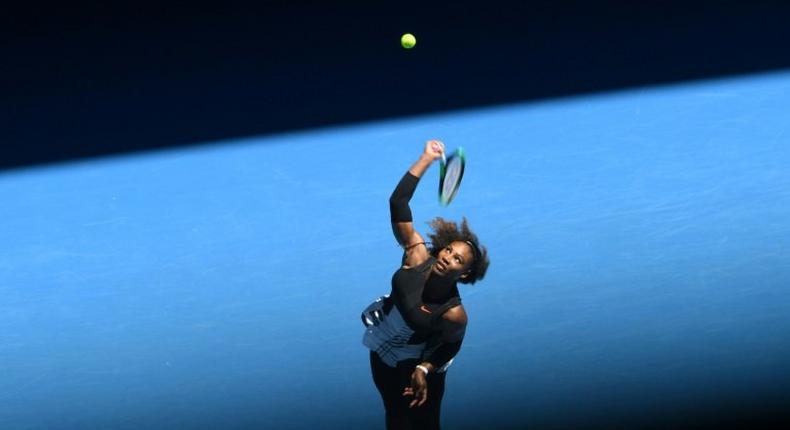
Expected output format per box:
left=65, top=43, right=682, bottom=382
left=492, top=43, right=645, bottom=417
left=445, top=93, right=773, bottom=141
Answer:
left=441, top=151, right=446, bottom=165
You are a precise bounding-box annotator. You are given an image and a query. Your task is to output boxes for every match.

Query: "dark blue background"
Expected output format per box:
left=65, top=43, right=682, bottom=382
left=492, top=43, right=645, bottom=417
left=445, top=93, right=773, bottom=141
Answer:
left=2, top=2, right=790, bottom=429
left=3, top=0, right=790, bottom=170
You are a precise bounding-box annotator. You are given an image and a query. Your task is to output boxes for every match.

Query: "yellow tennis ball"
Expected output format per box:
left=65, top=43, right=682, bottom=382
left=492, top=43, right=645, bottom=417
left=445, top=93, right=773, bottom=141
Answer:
left=401, top=33, right=416, bottom=49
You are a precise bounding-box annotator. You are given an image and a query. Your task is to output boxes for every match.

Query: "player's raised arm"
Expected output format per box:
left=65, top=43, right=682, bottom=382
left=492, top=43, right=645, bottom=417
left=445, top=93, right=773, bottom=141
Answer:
left=389, top=140, right=445, bottom=253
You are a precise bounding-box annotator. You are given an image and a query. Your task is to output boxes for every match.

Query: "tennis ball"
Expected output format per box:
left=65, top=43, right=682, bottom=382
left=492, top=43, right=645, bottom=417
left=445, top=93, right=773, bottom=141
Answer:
left=401, top=33, right=416, bottom=49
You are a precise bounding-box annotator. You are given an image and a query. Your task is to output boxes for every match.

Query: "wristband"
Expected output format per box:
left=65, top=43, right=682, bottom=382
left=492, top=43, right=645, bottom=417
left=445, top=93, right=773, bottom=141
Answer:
left=415, top=365, right=430, bottom=376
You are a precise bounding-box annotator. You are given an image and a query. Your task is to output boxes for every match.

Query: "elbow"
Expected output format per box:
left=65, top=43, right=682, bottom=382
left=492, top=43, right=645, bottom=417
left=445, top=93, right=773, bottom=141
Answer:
left=389, top=193, right=401, bottom=213
left=389, top=198, right=413, bottom=224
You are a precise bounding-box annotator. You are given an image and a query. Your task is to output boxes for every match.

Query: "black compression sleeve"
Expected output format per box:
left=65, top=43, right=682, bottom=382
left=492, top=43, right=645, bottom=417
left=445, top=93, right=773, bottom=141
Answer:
left=389, top=172, right=420, bottom=223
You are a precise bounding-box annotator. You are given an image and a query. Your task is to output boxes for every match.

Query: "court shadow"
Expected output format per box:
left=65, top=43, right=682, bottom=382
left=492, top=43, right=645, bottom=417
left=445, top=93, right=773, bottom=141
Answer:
left=3, top=0, right=789, bottom=170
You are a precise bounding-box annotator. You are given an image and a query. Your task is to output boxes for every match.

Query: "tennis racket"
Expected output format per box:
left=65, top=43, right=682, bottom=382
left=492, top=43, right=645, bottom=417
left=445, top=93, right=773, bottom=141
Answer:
left=438, top=147, right=466, bottom=206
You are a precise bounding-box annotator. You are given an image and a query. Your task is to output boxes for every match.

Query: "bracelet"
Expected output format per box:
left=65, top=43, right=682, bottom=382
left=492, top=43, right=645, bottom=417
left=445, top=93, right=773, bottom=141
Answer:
left=415, top=365, right=429, bottom=376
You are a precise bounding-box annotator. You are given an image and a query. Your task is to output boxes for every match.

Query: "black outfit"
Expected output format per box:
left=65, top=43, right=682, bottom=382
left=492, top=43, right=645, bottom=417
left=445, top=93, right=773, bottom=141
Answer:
left=369, top=258, right=459, bottom=430
left=368, top=170, right=466, bottom=430
left=390, top=257, right=464, bottom=370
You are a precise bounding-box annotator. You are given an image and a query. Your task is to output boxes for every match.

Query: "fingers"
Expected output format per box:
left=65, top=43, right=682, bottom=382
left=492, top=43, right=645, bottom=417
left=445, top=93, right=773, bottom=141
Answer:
left=425, top=140, right=445, bottom=157
left=404, top=387, right=429, bottom=408
left=404, top=387, right=418, bottom=408
left=430, top=140, right=445, bottom=156
left=409, top=389, right=427, bottom=408
left=417, top=388, right=428, bottom=407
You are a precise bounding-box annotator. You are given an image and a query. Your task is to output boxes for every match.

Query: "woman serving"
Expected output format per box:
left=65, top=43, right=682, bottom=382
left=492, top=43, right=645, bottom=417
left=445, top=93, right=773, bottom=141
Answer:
left=362, top=140, right=490, bottom=429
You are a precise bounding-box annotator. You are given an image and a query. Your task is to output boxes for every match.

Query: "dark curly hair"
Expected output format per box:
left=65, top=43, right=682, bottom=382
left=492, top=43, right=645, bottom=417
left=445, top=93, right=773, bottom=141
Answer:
left=426, top=217, right=490, bottom=285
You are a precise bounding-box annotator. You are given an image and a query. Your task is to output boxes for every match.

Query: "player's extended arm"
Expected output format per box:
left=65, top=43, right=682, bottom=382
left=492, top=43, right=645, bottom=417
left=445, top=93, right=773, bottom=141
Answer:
left=389, top=140, right=444, bottom=260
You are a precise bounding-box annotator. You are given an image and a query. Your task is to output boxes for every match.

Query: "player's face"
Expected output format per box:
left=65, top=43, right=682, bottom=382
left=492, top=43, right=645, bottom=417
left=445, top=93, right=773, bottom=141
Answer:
left=432, top=241, right=474, bottom=279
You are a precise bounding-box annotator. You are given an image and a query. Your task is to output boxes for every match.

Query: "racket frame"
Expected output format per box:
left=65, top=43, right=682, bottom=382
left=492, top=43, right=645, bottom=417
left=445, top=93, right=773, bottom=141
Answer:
left=438, top=147, right=465, bottom=207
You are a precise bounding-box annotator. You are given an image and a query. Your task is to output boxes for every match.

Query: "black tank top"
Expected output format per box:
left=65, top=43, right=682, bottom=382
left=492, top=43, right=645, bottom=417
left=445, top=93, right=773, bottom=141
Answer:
left=389, top=256, right=462, bottom=336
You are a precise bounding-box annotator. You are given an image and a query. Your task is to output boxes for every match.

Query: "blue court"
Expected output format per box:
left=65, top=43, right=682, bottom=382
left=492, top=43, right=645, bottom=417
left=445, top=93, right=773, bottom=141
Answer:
left=2, top=70, right=789, bottom=429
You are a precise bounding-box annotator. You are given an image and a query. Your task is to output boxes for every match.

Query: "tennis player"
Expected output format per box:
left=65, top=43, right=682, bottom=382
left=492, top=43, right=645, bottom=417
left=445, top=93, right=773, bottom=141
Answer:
left=362, top=140, right=490, bottom=429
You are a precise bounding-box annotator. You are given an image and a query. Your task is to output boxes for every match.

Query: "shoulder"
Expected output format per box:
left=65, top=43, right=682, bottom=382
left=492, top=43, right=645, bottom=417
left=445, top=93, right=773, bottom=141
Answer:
left=440, top=304, right=467, bottom=342
left=442, top=304, right=468, bottom=327
left=401, top=232, right=431, bottom=269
